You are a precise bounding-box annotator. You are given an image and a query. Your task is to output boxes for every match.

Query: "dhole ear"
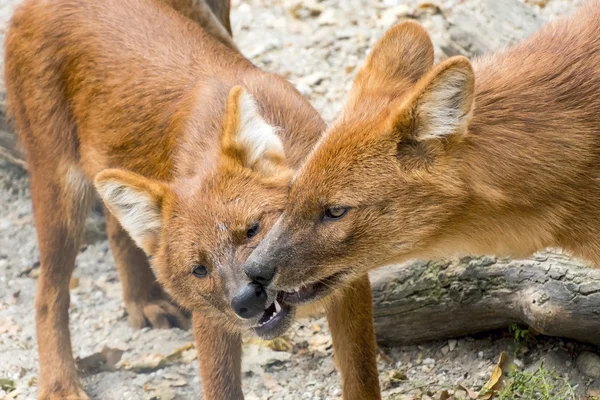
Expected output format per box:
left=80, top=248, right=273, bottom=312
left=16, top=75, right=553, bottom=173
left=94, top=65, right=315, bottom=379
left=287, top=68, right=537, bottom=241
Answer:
left=397, top=56, right=475, bottom=142
left=94, top=169, right=169, bottom=255
left=220, top=86, right=288, bottom=176
left=353, top=21, right=434, bottom=94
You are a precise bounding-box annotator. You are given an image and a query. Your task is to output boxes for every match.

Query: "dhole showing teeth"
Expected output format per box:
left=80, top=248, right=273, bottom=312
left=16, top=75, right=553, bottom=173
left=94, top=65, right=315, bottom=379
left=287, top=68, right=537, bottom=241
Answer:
left=243, top=2, right=600, bottom=311
left=4, top=0, right=380, bottom=398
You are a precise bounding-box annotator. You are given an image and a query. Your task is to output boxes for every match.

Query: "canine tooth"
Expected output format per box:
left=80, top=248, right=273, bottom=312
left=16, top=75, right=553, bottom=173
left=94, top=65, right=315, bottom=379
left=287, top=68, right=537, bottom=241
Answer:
left=274, top=300, right=281, bottom=313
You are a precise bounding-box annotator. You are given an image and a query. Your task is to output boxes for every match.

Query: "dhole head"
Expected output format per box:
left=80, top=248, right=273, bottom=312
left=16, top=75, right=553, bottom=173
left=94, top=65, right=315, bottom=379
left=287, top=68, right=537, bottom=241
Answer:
left=95, top=86, right=297, bottom=339
left=243, top=21, right=475, bottom=304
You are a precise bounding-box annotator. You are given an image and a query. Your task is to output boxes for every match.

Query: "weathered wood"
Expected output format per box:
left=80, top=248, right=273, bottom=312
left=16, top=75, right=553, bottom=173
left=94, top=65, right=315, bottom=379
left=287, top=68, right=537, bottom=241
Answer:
left=371, top=252, right=600, bottom=346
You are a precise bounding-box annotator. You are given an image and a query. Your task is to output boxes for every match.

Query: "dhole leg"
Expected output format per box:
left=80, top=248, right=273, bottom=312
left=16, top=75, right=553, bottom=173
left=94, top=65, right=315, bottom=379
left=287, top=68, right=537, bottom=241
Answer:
left=105, top=211, right=189, bottom=330
left=326, top=274, right=381, bottom=400
left=193, top=312, right=243, bottom=399
left=30, top=166, right=93, bottom=400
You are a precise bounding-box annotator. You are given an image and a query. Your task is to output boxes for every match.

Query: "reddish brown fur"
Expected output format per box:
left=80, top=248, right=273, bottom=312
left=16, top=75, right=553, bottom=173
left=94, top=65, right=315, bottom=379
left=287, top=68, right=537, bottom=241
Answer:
left=4, top=0, right=380, bottom=399
left=244, top=2, right=600, bottom=314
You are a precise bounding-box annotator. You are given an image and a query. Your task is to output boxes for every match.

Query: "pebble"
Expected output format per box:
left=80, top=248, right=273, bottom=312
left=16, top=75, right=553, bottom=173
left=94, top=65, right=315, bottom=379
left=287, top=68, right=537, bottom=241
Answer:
left=577, top=352, right=600, bottom=379
left=448, top=339, right=458, bottom=352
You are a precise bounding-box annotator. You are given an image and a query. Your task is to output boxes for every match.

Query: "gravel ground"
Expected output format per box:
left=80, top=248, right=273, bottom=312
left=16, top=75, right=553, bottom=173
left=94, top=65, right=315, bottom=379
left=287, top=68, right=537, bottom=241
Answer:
left=1, top=0, right=600, bottom=399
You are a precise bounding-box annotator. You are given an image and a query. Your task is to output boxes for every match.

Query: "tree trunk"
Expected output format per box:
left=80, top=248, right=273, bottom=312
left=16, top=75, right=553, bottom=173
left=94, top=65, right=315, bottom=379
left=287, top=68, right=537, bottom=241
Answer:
left=371, top=252, right=600, bottom=346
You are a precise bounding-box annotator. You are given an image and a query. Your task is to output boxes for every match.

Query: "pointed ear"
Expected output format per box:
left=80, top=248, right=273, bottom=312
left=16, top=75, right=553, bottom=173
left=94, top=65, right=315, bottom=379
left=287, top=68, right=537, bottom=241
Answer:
left=94, top=169, right=169, bottom=255
left=396, top=56, right=475, bottom=142
left=352, top=21, right=434, bottom=96
left=220, top=86, right=288, bottom=176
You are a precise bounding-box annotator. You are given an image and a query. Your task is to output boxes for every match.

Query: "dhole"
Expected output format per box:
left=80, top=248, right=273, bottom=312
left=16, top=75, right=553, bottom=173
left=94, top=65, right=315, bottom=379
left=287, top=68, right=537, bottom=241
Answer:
left=4, top=0, right=380, bottom=399
left=243, top=2, right=600, bottom=313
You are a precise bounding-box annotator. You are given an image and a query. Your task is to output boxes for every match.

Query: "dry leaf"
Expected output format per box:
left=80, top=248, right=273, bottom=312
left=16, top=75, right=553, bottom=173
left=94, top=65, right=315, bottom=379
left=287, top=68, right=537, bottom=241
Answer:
left=0, top=378, right=16, bottom=393
left=267, top=337, right=292, bottom=352
left=262, top=373, right=282, bottom=392
left=4, top=389, right=20, bottom=400
left=142, top=383, right=176, bottom=400
left=0, top=318, right=21, bottom=335
left=377, top=347, right=394, bottom=365
left=480, top=352, right=508, bottom=398
left=121, top=343, right=195, bottom=372
left=69, top=276, right=80, bottom=290
left=242, top=344, right=292, bottom=374
left=439, top=390, right=451, bottom=400
left=587, top=388, right=600, bottom=397
left=458, top=384, right=479, bottom=399
left=245, top=337, right=292, bottom=352
left=308, top=333, right=331, bottom=353
left=76, top=347, right=124, bottom=375
left=389, top=370, right=408, bottom=383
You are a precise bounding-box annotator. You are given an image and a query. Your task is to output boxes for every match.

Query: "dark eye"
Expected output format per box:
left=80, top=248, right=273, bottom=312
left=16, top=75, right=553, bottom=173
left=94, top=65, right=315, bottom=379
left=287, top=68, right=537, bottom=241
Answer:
left=192, top=264, right=208, bottom=278
left=246, top=222, right=260, bottom=239
left=324, top=206, right=349, bottom=220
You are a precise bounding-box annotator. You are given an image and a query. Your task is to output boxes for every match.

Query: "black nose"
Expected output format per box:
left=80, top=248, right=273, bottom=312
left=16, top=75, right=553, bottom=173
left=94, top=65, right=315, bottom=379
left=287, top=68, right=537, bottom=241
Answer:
left=231, top=282, right=268, bottom=319
left=244, top=260, right=275, bottom=286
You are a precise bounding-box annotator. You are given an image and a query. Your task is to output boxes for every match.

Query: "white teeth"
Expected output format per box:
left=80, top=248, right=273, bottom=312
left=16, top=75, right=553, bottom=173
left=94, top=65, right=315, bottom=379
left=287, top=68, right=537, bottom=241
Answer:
left=274, top=300, right=281, bottom=313
left=258, top=312, right=277, bottom=327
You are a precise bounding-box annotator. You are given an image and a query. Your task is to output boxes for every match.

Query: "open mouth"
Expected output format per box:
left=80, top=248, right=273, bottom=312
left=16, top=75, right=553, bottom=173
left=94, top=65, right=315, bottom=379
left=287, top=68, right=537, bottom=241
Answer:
left=251, top=271, right=347, bottom=338
left=253, top=293, right=294, bottom=339
left=279, top=271, right=348, bottom=305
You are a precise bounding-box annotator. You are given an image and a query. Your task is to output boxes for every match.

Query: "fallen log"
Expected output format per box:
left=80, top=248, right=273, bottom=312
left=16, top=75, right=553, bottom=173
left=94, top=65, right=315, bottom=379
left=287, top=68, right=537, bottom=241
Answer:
left=371, top=252, right=600, bottom=346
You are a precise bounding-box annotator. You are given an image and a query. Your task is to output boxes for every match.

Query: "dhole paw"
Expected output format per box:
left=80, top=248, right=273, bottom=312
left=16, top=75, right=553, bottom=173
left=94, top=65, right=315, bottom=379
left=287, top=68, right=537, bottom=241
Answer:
left=39, top=383, right=90, bottom=400
left=126, top=298, right=190, bottom=330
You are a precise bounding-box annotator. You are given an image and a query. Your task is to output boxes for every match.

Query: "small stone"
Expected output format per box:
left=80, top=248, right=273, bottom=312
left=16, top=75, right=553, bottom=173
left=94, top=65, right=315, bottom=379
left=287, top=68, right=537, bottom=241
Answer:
left=448, top=339, right=458, bottom=352
left=377, top=5, right=413, bottom=27
left=577, top=351, right=600, bottom=379
left=441, top=345, right=449, bottom=355
left=423, top=358, right=435, bottom=365
left=513, top=358, right=524, bottom=368
left=28, top=267, right=40, bottom=278
left=317, top=8, right=337, bottom=26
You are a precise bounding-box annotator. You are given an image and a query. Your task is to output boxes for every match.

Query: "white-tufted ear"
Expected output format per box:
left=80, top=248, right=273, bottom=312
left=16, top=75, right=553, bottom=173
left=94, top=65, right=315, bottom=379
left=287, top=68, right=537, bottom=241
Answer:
left=94, top=169, right=169, bottom=255
left=221, top=86, right=287, bottom=175
left=409, top=56, right=475, bottom=140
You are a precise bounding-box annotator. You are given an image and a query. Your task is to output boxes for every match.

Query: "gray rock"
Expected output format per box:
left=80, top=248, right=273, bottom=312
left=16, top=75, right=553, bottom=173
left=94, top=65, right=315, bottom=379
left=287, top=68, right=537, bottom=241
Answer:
left=577, top=352, right=600, bottom=379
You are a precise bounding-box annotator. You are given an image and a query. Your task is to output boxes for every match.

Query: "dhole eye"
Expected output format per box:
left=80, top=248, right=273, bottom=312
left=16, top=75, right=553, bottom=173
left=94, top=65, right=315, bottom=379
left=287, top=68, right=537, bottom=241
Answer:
left=324, top=206, right=349, bottom=221
left=192, top=264, right=208, bottom=278
left=246, top=222, right=260, bottom=239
